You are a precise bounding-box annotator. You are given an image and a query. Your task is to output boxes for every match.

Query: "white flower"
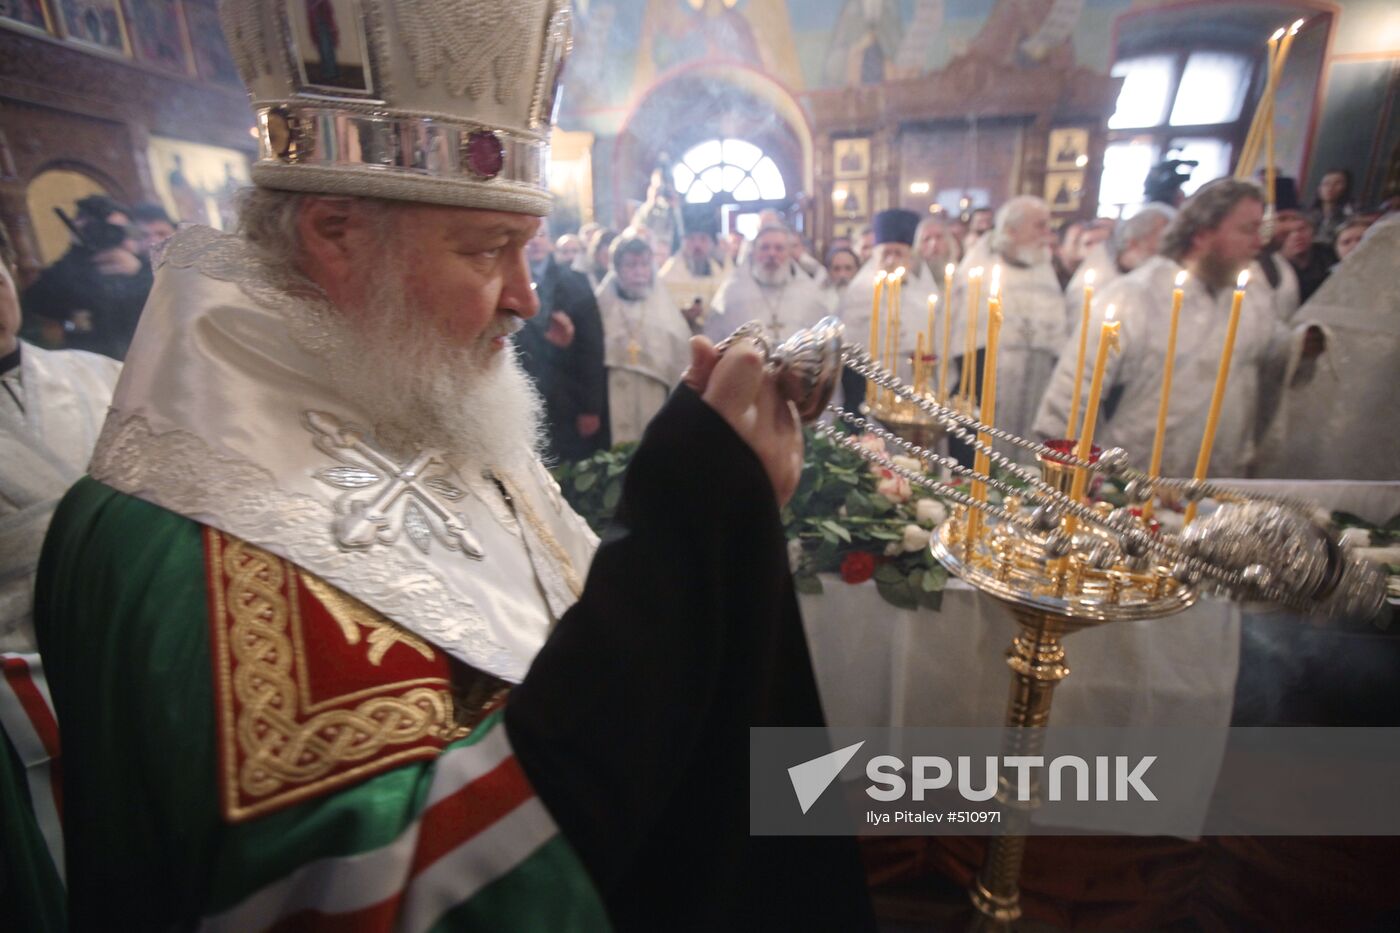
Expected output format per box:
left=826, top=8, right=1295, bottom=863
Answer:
left=787, top=538, right=805, bottom=572
left=884, top=541, right=902, bottom=556
left=857, top=433, right=888, bottom=455
left=915, top=498, right=948, bottom=526
left=891, top=455, right=922, bottom=474
left=876, top=474, right=913, bottom=503
left=902, top=523, right=932, bottom=552
left=1339, top=527, right=1372, bottom=549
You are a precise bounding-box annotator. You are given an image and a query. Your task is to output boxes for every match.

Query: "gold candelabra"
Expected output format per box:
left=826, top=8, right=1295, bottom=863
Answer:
left=725, top=316, right=1387, bottom=929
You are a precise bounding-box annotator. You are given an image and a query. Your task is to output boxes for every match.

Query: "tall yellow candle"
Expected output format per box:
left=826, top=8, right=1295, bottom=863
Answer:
left=926, top=293, right=938, bottom=355
left=938, top=263, right=955, bottom=401
left=1185, top=270, right=1249, bottom=524
left=1068, top=305, right=1121, bottom=506
left=970, top=266, right=1004, bottom=536
left=1065, top=268, right=1096, bottom=439
left=1143, top=270, right=1188, bottom=521
left=960, top=267, right=983, bottom=405
left=1266, top=20, right=1303, bottom=204
left=915, top=332, right=927, bottom=394
left=1237, top=29, right=1282, bottom=178
left=885, top=268, right=905, bottom=407
left=866, top=270, right=887, bottom=407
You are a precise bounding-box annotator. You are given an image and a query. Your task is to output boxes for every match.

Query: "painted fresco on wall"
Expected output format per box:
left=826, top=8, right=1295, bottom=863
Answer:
left=632, top=0, right=805, bottom=92
left=121, top=0, right=191, bottom=72
left=184, top=0, right=239, bottom=83
left=0, top=0, right=54, bottom=34
left=58, top=0, right=127, bottom=53
left=147, top=136, right=250, bottom=231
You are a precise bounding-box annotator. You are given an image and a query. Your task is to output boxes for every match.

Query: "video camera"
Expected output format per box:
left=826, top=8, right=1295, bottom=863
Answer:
left=54, top=197, right=133, bottom=253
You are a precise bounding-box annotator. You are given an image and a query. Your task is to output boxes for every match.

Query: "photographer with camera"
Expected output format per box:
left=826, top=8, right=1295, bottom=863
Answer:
left=21, top=195, right=153, bottom=361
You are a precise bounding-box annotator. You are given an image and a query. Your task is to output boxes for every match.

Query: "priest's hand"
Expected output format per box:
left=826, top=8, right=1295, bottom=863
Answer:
left=545, top=311, right=576, bottom=348
left=684, top=336, right=803, bottom=507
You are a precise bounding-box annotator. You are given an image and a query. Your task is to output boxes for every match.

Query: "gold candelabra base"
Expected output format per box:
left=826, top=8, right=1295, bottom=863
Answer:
left=932, top=499, right=1196, bottom=931
left=864, top=393, right=949, bottom=450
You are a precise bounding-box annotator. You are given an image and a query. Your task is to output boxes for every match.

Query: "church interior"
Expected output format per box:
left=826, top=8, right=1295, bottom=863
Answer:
left=3, top=1, right=1400, bottom=931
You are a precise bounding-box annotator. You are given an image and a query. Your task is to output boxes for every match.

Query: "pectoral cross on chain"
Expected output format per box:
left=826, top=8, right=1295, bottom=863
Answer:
left=304, top=410, right=485, bottom=559
left=627, top=338, right=641, bottom=366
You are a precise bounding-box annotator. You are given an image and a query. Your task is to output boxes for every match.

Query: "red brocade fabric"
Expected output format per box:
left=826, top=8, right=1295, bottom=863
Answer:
left=203, top=528, right=473, bottom=822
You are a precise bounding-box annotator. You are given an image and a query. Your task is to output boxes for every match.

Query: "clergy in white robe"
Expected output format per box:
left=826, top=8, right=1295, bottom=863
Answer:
left=1253, top=219, right=1400, bottom=480
left=596, top=235, right=693, bottom=445
left=1065, top=204, right=1175, bottom=332
left=947, top=196, right=1064, bottom=460
left=706, top=225, right=829, bottom=345
left=1034, top=180, right=1299, bottom=479
left=1, top=240, right=120, bottom=651
left=658, top=209, right=726, bottom=335
left=837, top=209, right=937, bottom=389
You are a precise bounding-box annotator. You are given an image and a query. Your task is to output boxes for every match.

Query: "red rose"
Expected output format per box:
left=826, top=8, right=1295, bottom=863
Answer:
left=840, top=551, right=877, bottom=585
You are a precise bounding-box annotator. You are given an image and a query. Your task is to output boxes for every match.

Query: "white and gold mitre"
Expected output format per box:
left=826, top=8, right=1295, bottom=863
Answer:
left=219, top=0, right=572, bottom=215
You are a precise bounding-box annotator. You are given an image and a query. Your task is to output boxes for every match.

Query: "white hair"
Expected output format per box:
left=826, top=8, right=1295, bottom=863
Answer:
left=240, top=187, right=544, bottom=473
left=1111, top=203, right=1176, bottom=260
left=989, top=195, right=1049, bottom=256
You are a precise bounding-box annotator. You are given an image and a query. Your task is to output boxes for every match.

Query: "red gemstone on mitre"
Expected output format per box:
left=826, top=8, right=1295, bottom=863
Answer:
left=465, top=130, right=504, bottom=179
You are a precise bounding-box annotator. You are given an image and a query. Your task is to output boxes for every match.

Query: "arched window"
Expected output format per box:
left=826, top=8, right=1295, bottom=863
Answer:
left=1098, top=48, right=1255, bottom=217
left=672, top=138, right=787, bottom=204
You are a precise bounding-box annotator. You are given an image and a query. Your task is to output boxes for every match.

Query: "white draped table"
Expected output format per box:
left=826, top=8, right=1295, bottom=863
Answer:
left=799, top=580, right=1241, bottom=730
left=800, top=480, right=1400, bottom=730
left=797, top=480, right=1400, bottom=834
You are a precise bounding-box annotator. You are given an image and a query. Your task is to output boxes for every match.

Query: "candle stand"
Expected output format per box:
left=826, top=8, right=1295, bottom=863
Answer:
left=932, top=456, right=1197, bottom=930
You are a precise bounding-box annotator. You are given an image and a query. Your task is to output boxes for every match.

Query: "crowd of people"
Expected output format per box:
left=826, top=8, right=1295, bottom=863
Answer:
left=2, top=1, right=1397, bottom=927
left=6, top=164, right=1395, bottom=491
left=481, top=163, right=1395, bottom=483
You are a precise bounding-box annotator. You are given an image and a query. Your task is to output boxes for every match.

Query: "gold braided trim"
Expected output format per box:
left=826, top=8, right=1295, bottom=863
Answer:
left=497, top=473, right=584, bottom=598
left=208, top=532, right=464, bottom=821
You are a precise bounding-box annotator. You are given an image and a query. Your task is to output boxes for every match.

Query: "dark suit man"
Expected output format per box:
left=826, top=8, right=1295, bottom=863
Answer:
left=518, top=227, right=609, bottom=460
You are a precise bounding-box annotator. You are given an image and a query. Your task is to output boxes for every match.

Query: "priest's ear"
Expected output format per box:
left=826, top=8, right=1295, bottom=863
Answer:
left=296, top=197, right=377, bottom=294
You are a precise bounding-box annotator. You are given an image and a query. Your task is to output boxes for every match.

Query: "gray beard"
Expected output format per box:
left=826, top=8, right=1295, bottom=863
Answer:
left=1003, top=244, right=1051, bottom=267
left=753, top=263, right=788, bottom=288
left=288, top=267, right=544, bottom=476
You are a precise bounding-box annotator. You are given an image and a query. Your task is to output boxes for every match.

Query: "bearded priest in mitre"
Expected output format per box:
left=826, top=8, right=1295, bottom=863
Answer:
left=29, top=2, right=875, bottom=931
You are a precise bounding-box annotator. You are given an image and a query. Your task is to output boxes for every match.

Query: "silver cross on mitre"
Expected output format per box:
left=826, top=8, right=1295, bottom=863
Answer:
left=303, top=410, right=485, bottom=560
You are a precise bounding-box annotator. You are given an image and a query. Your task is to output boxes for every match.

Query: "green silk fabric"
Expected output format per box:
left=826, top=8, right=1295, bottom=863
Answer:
left=35, top=477, right=610, bottom=931
left=1, top=728, right=64, bottom=931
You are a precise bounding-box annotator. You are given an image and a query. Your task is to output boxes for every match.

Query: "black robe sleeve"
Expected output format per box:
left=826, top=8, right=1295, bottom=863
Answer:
left=506, top=386, right=875, bottom=932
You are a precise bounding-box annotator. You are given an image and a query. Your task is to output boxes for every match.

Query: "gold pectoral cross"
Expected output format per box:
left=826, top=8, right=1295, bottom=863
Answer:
left=627, top=339, right=641, bottom=365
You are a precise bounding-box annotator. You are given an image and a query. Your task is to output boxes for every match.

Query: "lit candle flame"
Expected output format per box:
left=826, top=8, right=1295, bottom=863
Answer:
left=1084, top=268, right=1095, bottom=287
left=1105, top=303, right=1117, bottom=322
left=875, top=269, right=887, bottom=283
left=945, top=262, right=955, bottom=277
left=971, top=266, right=984, bottom=279
left=1270, top=27, right=1285, bottom=41
left=990, top=264, right=1002, bottom=299
left=1289, top=18, right=1304, bottom=35
left=1237, top=270, right=1250, bottom=289
left=1175, top=270, right=1189, bottom=288
left=894, top=266, right=906, bottom=280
